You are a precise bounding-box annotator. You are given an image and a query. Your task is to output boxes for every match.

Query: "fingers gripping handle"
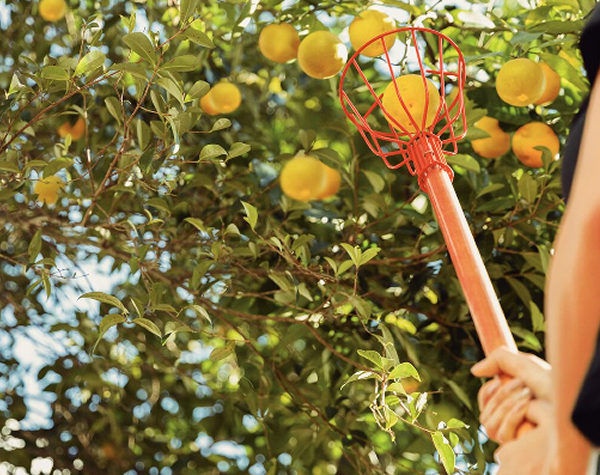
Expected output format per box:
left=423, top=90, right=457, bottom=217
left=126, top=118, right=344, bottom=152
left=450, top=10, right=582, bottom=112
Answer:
left=413, top=136, right=535, bottom=436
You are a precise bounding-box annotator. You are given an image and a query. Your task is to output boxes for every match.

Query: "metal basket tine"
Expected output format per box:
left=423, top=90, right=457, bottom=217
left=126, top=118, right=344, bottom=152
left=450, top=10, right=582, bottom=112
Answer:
left=383, top=35, right=418, bottom=135
left=410, top=29, right=430, bottom=132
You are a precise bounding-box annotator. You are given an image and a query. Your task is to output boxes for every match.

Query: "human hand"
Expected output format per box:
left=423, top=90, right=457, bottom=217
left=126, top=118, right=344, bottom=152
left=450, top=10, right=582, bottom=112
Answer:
left=471, top=347, right=552, bottom=442
left=494, top=400, right=553, bottom=475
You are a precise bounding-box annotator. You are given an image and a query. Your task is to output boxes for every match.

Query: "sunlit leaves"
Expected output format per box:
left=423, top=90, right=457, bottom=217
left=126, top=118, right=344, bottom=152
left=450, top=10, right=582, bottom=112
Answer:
left=123, top=32, right=156, bottom=64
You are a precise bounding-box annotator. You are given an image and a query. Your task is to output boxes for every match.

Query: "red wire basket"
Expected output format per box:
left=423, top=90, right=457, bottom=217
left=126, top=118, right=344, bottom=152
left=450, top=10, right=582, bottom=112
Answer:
left=339, top=26, right=467, bottom=191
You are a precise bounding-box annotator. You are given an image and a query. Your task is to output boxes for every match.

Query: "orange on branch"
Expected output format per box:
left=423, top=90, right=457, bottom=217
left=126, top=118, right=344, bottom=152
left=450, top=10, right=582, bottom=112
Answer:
left=349, top=10, right=396, bottom=57
left=34, top=175, right=64, bottom=205
left=316, top=165, right=341, bottom=200
left=39, top=0, right=66, bottom=22
left=512, top=122, right=559, bottom=168
left=259, top=23, right=300, bottom=63
left=471, top=117, right=510, bottom=159
left=200, top=91, right=220, bottom=116
left=534, top=62, right=561, bottom=105
left=382, top=74, right=441, bottom=134
left=495, top=58, right=545, bottom=107
left=209, top=82, right=241, bottom=114
left=297, top=31, right=348, bottom=79
left=280, top=156, right=327, bottom=202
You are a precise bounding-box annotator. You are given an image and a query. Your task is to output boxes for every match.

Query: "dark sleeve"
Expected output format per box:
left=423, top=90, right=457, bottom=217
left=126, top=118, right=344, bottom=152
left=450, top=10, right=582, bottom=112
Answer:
left=572, top=329, right=600, bottom=446
left=580, top=5, right=600, bottom=83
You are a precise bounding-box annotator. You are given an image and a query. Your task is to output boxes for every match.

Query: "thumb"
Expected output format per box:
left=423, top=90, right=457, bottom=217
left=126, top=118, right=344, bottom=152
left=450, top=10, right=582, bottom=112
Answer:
left=471, top=347, right=523, bottom=378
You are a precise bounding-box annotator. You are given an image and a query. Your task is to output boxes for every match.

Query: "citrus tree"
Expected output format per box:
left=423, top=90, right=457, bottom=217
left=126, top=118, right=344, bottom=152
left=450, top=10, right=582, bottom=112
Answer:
left=0, top=0, right=592, bottom=474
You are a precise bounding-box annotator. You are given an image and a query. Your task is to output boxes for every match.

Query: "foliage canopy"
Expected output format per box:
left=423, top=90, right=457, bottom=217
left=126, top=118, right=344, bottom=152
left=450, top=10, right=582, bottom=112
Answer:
left=0, top=0, right=593, bottom=474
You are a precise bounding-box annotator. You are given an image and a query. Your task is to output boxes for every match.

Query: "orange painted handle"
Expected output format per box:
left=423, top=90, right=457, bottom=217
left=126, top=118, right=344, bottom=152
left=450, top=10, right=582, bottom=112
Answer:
left=413, top=136, right=535, bottom=437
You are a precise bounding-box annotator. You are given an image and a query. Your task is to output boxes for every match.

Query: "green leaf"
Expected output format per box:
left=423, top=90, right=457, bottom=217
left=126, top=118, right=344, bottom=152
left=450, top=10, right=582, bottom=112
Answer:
left=79, top=292, right=128, bottom=313
left=210, top=345, right=234, bottom=362
left=161, top=55, right=199, bottom=72
left=123, top=32, right=156, bottom=64
left=156, top=77, right=184, bottom=106
left=359, top=247, right=380, bottom=266
left=208, top=118, right=231, bottom=132
left=184, top=217, right=206, bottom=233
left=136, top=119, right=151, bottom=150
left=132, top=317, right=162, bottom=338
left=182, top=29, right=215, bottom=48
left=200, top=144, right=228, bottom=161
left=446, top=154, right=481, bottom=173
left=228, top=142, right=251, bottom=159
left=28, top=229, right=43, bottom=264
left=432, top=432, right=455, bottom=475
left=241, top=201, right=258, bottom=231
left=363, top=170, right=385, bottom=193
left=357, top=349, right=383, bottom=369
left=92, top=314, right=127, bottom=354
left=389, top=362, right=420, bottom=381
left=530, top=301, right=545, bottom=333
left=341, top=243, right=361, bottom=267
left=75, top=50, right=106, bottom=76
left=505, top=276, right=532, bottom=307
left=340, top=370, right=379, bottom=390
left=110, top=62, right=148, bottom=79
left=186, top=304, right=212, bottom=323
left=41, top=65, right=70, bottom=81
left=0, top=160, right=20, bottom=173
left=104, top=97, right=122, bottom=125
left=518, top=173, right=538, bottom=203
left=188, top=80, right=210, bottom=99
left=180, top=0, right=200, bottom=22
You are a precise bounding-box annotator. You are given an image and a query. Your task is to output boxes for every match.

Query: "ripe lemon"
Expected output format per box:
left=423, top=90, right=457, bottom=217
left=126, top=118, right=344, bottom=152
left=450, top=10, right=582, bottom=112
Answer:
left=34, top=175, right=64, bottom=205
left=496, top=59, right=545, bottom=107
left=512, top=122, right=559, bottom=168
left=39, top=0, right=67, bottom=22
left=280, top=156, right=327, bottom=202
left=534, top=62, right=561, bottom=105
left=471, top=117, right=510, bottom=159
left=200, top=91, right=220, bottom=116
left=316, top=165, right=341, bottom=199
left=297, top=31, right=348, bottom=79
left=349, top=10, right=396, bottom=57
left=382, top=74, right=441, bottom=133
left=259, top=23, right=300, bottom=63
left=209, top=82, right=241, bottom=114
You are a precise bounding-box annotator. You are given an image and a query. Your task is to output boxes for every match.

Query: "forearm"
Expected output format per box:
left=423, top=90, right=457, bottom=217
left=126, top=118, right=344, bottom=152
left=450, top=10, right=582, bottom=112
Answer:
left=545, top=79, right=600, bottom=473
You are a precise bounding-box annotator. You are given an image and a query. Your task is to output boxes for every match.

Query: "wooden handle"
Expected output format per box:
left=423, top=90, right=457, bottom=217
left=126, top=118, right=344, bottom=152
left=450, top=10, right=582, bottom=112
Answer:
left=413, top=139, right=536, bottom=436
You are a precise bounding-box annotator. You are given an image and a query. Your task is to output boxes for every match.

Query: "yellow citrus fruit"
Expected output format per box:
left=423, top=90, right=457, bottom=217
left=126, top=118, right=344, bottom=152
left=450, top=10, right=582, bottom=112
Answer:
left=200, top=91, right=220, bottom=115
left=316, top=165, right=341, bottom=199
left=57, top=121, right=72, bottom=138
left=297, top=31, right=348, bottom=79
left=496, top=59, right=545, bottom=107
left=208, top=82, right=241, bottom=114
left=58, top=116, right=86, bottom=140
left=39, top=0, right=67, bottom=22
left=534, top=62, right=561, bottom=105
left=512, top=122, right=559, bottom=168
left=34, top=175, right=64, bottom=205
left=349, top=10, right=396, bottom=57
left=259, top=23, right=300, bottom=63
left=471, top=117, right=510, bottom=159
left=401, top=377, right=420, bottom=394
left=69, top=117, right=86, bottom=140
left=280, top=156, right=327, bottom=202
left=382, top=74, right=441, bottom=133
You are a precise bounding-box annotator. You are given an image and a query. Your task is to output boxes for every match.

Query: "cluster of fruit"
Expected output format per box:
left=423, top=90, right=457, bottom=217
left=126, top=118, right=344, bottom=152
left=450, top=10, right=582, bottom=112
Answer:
left=260, top=11, right=398, bottom=201
left=471, top=59, right=561, bottom=168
